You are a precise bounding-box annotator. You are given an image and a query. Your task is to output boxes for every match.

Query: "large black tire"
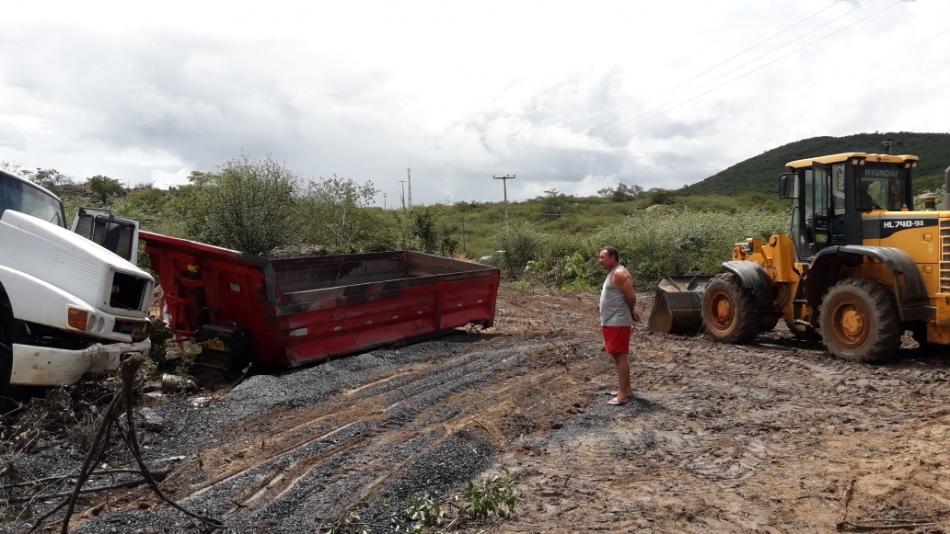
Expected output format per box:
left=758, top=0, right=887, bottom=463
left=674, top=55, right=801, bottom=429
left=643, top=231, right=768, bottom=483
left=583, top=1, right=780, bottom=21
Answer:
left=702, top=273, right=759, bottom=343
left=819, top=279, right=902, bottom=363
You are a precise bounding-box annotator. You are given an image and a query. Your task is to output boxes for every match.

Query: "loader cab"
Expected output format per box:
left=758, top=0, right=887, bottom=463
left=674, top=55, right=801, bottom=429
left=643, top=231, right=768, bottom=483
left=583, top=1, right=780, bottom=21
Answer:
left=780, top=153, right=917, bottom=260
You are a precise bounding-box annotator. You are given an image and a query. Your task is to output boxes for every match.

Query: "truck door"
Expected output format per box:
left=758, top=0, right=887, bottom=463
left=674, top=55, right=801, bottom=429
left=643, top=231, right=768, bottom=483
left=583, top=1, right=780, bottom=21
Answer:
left=72, top=208, right=140, bottom=264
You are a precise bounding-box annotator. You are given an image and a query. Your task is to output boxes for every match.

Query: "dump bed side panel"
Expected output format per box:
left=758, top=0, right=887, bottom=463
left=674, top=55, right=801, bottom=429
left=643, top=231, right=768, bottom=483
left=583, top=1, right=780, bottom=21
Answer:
left=141, top=233, right=500, bottom=368
left=266, top=251, right=500, bottom=367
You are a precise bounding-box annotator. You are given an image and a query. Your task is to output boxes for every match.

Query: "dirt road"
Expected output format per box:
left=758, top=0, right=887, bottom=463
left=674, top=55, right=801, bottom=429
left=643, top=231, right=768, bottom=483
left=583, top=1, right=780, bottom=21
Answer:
left=4, top=284, right=948, bottom=533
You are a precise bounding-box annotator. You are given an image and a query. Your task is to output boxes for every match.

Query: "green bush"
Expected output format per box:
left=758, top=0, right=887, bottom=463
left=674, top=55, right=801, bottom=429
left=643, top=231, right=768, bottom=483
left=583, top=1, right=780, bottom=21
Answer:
left=592, top=208, right=788, bottom=285
left=190, top=155, right=300, bottom=254
left=497, top=222, right=545, bottom=277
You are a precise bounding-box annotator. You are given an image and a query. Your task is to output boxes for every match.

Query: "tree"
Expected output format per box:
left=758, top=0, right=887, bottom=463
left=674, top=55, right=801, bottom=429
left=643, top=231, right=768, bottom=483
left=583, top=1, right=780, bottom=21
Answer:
left=646, top=187, right=674, bottom=205
left=537, top=188, right=575, bottom=220
left=597, top=183, right=642, bottom=202
left=16, top=167, right=72, bottom=193
left=301, top=175, right=379, bottom=251
left=85, top=175, right=125, bottom=203
left=411, top=208, right=438, bottom=253
left=438, top=222, right=459, bottom=257
left=196, top=154, right=299, bottom=254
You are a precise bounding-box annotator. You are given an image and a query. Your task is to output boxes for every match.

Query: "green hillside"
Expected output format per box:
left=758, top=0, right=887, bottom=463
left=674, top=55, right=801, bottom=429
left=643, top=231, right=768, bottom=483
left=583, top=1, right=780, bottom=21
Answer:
left=682, top=132, right=950, bottom=196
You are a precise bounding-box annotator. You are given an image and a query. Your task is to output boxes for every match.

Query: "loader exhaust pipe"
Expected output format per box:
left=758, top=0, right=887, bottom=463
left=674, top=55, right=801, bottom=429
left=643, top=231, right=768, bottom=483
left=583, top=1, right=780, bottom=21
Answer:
left=945, top=165, right=950, bottom=210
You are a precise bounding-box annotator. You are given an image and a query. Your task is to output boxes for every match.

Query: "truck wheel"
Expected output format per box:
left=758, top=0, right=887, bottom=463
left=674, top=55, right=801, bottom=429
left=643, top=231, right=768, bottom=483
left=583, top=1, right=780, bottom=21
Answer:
left=702, top=273, right=759, bottom=343
left=819, top=279, right=902, bottom=363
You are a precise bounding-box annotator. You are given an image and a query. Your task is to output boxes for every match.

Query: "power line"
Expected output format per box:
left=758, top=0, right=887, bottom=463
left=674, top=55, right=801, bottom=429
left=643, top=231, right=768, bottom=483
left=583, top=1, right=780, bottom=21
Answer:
left=622, top=0, right=905, bottom=131
left=560, top=0, right=891, bottom=153
left=635, top=0, right=842, bottom=113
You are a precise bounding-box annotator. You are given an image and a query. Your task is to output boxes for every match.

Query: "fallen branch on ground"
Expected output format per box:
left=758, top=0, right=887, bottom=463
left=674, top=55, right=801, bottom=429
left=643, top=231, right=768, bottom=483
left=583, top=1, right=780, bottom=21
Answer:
left=24, top=355, right=223, bottom=533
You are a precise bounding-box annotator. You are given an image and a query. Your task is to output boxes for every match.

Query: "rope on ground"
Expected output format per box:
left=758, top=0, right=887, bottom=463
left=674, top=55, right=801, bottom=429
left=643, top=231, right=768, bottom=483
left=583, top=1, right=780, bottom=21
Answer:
left=25, top=355, right=223, bottom=533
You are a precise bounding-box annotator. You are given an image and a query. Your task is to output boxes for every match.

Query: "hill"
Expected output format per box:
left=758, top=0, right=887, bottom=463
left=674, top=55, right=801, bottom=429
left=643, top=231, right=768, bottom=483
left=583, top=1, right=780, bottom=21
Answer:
left=682, top=132, right=950, bottom=196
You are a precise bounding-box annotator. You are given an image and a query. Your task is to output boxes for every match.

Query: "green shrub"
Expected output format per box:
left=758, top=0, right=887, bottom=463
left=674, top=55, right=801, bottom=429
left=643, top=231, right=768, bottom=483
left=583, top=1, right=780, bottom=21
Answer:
left=592, top=208, right=788, bottom=285
left=497, top=222, right=545, bottom=277
left=189, top=155, right=300, bottom=254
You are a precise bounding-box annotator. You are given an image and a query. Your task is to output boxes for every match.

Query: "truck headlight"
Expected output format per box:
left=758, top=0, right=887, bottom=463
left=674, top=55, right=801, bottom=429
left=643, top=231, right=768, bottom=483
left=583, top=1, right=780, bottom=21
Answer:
left=67, top=307, right=90, bottom=330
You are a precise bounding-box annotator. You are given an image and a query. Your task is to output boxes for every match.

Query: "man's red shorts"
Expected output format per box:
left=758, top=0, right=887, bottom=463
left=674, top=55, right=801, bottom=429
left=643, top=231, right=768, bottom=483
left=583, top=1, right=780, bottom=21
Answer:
left=602, top=326, right=631, bottom=354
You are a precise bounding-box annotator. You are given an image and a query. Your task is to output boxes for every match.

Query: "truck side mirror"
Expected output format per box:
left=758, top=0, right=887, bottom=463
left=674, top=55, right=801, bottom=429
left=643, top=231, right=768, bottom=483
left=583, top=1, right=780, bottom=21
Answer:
left=778, top=173, right=794, bottom=199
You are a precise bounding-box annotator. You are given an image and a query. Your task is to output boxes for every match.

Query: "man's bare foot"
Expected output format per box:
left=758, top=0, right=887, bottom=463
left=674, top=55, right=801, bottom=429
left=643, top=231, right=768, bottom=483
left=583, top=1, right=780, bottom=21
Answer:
left=607, top=395, right=630, bottom=406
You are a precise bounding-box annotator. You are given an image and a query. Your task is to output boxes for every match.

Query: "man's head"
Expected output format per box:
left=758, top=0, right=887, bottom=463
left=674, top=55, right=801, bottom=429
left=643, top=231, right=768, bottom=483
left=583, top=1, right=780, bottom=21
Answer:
left=598, top=246, right=620, bottom=270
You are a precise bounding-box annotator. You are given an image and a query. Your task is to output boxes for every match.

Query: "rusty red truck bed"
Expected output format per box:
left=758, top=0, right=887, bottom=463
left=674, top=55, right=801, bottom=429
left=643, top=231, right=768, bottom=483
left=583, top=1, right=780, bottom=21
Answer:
left=140, top=231, right=500, bottom=367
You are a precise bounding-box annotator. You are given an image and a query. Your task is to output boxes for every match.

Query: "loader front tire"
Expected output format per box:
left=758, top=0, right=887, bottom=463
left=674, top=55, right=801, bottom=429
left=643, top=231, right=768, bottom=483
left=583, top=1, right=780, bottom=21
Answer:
left=702, top=273, right=759, bottom=343
left=819, top=279, right=902, bottom=363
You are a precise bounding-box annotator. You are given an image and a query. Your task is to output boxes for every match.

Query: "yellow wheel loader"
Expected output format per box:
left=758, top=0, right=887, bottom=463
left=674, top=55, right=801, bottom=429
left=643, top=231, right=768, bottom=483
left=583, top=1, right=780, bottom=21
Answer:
left=649, top=152, right=950, bottom=363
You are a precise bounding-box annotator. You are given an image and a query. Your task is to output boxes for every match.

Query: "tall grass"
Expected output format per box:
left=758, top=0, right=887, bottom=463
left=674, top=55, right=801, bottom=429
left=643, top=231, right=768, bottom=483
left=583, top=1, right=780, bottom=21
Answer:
left=519, top=208, right=789, bottom=290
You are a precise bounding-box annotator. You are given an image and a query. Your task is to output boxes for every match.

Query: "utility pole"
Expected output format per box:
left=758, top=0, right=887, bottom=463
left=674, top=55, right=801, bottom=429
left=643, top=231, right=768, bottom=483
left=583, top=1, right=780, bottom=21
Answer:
left=493, top=174, right=516, bottom=225
left=382, top=192, right=388, bottom=210
left=407, top=168, right=413, bottom=209
left=399, top=180, right=407, bottom=210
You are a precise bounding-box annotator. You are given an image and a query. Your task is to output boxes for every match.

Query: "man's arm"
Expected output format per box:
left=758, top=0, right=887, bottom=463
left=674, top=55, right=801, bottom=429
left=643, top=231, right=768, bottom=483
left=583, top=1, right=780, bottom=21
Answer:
left=611, top=268, right=640, bottom=322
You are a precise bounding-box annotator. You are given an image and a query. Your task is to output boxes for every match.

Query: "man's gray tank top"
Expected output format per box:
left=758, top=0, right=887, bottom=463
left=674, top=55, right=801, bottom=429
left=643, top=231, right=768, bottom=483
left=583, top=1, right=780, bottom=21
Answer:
left=600, top=266, right=633, bottom=327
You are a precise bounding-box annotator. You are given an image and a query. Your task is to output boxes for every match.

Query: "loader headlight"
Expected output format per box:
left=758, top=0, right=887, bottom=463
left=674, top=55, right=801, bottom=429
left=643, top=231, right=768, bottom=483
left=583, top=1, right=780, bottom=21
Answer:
left=67, top=307, right=90, bottom=330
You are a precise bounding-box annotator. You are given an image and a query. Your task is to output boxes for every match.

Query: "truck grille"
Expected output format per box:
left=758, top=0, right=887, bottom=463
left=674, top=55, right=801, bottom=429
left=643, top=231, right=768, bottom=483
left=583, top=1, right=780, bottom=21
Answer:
left=111, top=272, right=149, bottom=311
left=941, top=219, right=950, bottom=293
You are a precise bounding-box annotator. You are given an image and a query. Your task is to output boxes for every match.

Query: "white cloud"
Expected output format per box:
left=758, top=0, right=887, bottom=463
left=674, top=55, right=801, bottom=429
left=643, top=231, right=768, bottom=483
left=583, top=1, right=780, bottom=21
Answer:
left=0, top=0, right=947, bottom=204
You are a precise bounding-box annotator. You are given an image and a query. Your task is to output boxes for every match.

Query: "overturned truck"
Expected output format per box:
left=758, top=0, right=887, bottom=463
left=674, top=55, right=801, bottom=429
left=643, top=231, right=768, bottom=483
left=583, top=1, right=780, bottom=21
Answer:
left=141, top=232, right=501, bottom=370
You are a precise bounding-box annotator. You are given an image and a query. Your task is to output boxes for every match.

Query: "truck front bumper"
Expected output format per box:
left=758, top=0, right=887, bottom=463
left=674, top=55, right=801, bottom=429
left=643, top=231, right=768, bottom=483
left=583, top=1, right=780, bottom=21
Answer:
left=9, top=339, right=151, bottom=386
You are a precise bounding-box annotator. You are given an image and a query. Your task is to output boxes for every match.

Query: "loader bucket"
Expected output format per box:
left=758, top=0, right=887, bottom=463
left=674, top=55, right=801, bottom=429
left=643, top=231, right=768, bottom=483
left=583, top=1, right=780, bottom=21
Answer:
left=648, top=276, right=712, bottom=334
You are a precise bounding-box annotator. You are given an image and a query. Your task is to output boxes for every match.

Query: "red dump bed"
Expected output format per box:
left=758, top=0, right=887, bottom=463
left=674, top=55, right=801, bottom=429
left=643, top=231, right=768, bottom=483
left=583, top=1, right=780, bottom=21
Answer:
left=141, top=231, right=500, bottom=367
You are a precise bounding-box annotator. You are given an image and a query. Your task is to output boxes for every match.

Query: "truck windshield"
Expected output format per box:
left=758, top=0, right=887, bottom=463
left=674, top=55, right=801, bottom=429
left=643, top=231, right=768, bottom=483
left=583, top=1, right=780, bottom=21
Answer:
left=0, top=171, right=66, bottom=227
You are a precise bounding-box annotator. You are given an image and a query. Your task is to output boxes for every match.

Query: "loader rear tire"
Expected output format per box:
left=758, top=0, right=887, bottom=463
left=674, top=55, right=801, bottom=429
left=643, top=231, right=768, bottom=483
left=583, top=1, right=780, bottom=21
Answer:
left=819, top=279, right=902, bottom=363
left=702, top=273, right=759, bottom=343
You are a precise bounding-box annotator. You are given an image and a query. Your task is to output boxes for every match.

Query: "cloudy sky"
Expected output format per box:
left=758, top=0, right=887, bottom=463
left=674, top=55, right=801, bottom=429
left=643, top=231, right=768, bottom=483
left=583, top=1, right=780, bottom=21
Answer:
left=1, top=0, right=947, bottom=205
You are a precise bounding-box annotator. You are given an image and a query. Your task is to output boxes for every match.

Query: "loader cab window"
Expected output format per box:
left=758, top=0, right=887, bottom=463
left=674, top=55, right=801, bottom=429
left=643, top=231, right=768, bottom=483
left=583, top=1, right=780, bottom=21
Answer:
left=832, top=164, right=846, bottom=216
left=859, top=164, right=908, bottom=211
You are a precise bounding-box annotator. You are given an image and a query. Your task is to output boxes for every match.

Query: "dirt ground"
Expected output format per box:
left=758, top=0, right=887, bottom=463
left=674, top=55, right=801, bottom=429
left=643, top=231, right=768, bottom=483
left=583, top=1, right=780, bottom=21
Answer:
left=2, top=283, right=948, bottom=533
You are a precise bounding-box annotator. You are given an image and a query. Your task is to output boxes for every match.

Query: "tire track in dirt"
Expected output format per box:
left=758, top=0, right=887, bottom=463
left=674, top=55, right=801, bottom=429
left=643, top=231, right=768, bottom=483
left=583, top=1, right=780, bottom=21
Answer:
left=73, top=296, right=613, bottom=533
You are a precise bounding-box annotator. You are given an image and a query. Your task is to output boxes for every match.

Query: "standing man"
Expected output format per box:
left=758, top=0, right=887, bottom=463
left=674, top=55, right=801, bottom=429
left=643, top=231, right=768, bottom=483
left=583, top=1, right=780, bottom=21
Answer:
left=598, top=246, right=640, bottom=405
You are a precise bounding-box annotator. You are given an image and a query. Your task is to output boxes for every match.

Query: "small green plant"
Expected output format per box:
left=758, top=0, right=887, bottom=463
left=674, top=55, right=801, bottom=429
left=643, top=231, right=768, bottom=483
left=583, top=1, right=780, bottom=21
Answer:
left=395, top=472, right=517, bottom=532
left=404, top=493, right=448, bottom=532
left=146, top=320, right=175, bottom=377
left=462, top=473, right=517, bottom=521
left=322, top=510, right=369, bottom=534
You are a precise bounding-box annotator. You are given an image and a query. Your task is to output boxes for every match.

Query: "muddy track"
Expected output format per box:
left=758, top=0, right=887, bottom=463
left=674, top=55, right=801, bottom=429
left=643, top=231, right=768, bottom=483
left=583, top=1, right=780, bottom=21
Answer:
left=64, top=292, right=609, bottom=532
left=8, top=287, right=948, bottom=533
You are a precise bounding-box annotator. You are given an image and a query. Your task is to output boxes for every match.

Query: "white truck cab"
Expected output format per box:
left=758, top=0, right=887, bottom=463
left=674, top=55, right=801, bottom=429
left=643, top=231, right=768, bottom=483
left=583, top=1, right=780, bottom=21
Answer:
left=0, top=170, right=153, bottom=389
